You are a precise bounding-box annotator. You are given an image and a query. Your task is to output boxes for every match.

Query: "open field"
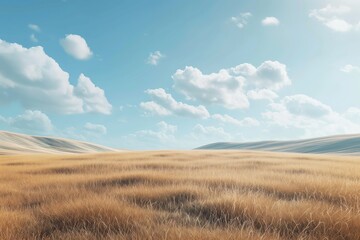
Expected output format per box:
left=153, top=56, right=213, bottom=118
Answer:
left=0, top=151, right=360, bottom=240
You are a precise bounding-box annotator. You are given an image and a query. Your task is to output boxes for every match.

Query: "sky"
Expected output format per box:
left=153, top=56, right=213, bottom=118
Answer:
left=0, top=0, right=360, bottom=150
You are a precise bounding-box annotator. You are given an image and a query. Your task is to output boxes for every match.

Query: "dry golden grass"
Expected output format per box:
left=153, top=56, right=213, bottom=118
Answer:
left=0, top=150, right=359, bottom=240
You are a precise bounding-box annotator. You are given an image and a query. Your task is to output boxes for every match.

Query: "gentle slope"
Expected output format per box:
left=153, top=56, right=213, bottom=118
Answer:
left=197, top=134, right=360, bottom=155
left=0, top=131, right=116, bottom=154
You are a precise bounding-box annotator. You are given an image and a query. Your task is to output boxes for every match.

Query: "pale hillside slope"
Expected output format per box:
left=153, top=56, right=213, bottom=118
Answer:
left=0, top=131, right=117, bottom=154
left=197, top=134, right=360, bottom=155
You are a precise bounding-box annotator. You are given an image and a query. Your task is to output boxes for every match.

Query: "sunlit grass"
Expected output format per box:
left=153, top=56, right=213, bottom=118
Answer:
left=0, top=151, right=359, bottom=239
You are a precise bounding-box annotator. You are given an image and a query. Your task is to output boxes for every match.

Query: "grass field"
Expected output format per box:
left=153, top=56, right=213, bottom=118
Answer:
left=0, top=151, right=359, bottom=240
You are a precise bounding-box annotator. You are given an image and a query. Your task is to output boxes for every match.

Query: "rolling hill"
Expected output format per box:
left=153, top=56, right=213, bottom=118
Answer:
left=197, top=134, right=360, bottom=155
left=0, top=131, right=117, bottom=154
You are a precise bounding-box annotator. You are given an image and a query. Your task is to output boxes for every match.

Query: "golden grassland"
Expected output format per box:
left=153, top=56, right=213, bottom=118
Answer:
left=0, top=150, right=359, bottom=240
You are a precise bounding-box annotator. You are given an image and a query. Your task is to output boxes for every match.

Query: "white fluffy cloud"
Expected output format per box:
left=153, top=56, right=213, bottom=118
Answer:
left=173, top=66, right=248, bottom=109
left=341, top=64, right=360, bottom=73
left=244, top=61, right=291, bottom=90
left=192, top=124, right=231, bottom=141
left=0, top=110, right=53, bottom=134
left=28, top=24, right=41, bottom=32
left=247, top=89, right=278, bottom=101
left=140, top=101, right=171, bottom=116
left=12, top=110, right=53, bottom=133
left=212, top=114, right=260, bottom=127
left=0, top=39, right=82, bottom=113
left=325, top=19, right=353, bottom=32
left=231, top=12, right=252, bottom=29
left=282, top=95, right=333, bottom=118
left=60, top=34, right=93, bottom=60
left=147, top=51, right=164, bottom=65
left=263, top=95, right=360, bottom=138
left=0, top=39, right=111, bottom=115
left=172, top=61, right=290, bottom=109
left=148, top=121, right=177, bottom=141
left=75, top=74, right=112, bottom=115
left=309, top=5, right=356, bottom=32
left=262, top=17, right=280, bottom=26
left=84, top=122, right=107, bottom=135
left=141, top=88, right=210, bottom=119
left=60, top=123, right=108, bottom=141
left=129, top=121, right=177, bottom=145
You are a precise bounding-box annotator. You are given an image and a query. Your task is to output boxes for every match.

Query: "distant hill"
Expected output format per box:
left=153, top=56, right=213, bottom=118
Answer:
left=0, top=131, right=117, bottom=154
left=196, top=134, right=360, bottom=155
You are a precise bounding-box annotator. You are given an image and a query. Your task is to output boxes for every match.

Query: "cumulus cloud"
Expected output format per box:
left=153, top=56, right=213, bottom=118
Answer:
left=282, top=95, right=333, bottom=118
left=262, top=94, right=360, bottom=138
left=28, top=24, right=41, bottom=32
left=341, top=64, right=360, bottom=73
left=309, top=5, right=355, bottom=32
left=192, top=124, right=231, bottom=141
left=127, top=121, right=178, bottom=147
left=212, top=114, right=260, bottom=127
left=172, top=61, right=290, bottom=109
left=60, top=34, right=93, bottom=60
left=0, top=39, right=82, bottom=113
left=0, top=110, right=53, bottom=134
left=84, top=122, right=107, bottom=135
left=173, top=66, right=248, bottom=109
left=246, top=61, right=291, bottom=90
left=326, top=19, right=353, bottom=32
left=140, top=101, right=171, bottom=116
left=262, top=17, right=280, bottom=26
left=146, top=121, right=178, bottom=141
left=74, top=74, right=112, bottom=115
left=141, top=88, right=210, bottom=119
left=231, top=12, right=252, bottom=29
left=0, top=39, right=111, bottom=115
left=60, top=123, right=108, bottom=141
left=147, top=51, right=164, bottom=65
left=12, top=110, right=52, bottom=133
left=247, top=89, right=278, bottom=101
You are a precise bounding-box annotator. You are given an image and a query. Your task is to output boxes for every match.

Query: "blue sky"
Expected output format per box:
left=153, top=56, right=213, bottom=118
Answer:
left=0, top=0, right=360, bottom=149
